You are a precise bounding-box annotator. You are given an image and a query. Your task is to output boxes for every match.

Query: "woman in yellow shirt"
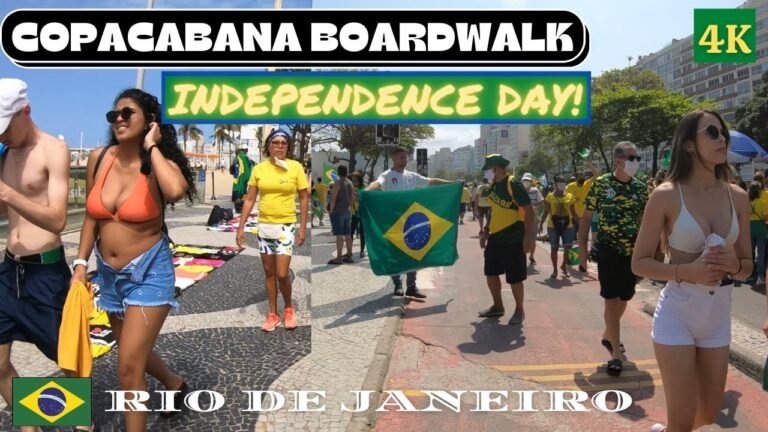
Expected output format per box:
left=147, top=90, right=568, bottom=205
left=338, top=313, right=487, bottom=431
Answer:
left=236, top=129, right=309, bottom=332
left=538, top=174, right=578, bottom=279
left=748, top=181, right=768, bottom=285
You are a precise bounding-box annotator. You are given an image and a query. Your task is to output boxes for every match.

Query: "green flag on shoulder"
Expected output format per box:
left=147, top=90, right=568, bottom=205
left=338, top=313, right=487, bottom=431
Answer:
left=358, top=183, right=462, bottom=276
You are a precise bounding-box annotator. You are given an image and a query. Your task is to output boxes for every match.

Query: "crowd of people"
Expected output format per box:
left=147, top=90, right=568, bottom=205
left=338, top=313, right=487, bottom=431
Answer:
left=314, top=109, right=768, bottom=432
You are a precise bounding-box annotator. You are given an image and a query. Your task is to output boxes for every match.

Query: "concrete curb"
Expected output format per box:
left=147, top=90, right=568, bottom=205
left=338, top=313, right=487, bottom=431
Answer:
left=641, top=302, right=766, bottom=383
left=345, top=304, right=404, bottom=432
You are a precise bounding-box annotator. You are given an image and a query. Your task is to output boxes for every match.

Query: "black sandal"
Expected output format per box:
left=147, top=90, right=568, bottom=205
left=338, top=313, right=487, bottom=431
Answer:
left=606, top=359, right=623, bottom=377
left=601, top=339, right=626, bottom=354
left=160, top=381, right=190, bottom=418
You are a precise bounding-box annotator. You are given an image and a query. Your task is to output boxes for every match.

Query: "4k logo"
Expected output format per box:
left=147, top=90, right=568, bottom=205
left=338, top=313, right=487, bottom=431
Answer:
left=694, top=9, right=756, bottom=63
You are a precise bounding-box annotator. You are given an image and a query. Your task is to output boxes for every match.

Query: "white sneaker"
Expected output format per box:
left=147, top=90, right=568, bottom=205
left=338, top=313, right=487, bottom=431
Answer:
left=650, top=423, right=666, bottom=432
left=758, top=277, right=765, bottom=285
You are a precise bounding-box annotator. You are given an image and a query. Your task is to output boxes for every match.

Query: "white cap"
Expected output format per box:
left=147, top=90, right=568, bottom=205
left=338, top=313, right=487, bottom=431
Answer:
left=240, top=144, right=249, bottom=150
left=0, top=78, right=28, bottom=135
left=521, top=172, right=533, bottom=181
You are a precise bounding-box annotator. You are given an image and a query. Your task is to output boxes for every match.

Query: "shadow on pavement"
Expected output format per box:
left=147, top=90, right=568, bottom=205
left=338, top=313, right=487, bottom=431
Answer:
left=572, top=359, right=655, bottom=423
left=457, top=321, right=526, bottom=355
left=313, top=286, right=402, bottom=329
left=402, top=298, right=454, bottom=319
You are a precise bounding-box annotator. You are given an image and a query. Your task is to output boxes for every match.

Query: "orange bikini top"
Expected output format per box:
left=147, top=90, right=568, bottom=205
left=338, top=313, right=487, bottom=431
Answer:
left=86, top=149, right=161, bottom=223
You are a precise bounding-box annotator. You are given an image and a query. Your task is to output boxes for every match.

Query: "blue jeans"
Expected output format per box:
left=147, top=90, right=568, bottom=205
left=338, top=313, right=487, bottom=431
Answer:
left=95, top=235, right=178, bottom=315
left=751, top=235, right=766, bottom=280
left=392, top=272, right=417, bottom=289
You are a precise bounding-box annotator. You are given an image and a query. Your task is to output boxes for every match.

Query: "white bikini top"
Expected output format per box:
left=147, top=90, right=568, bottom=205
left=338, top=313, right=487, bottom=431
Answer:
left=667, top=183, right=739, bottom=254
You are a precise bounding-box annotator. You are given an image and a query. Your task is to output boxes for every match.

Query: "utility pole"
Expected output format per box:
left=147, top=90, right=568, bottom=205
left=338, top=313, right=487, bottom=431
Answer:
left=135, top=0, right=155, bottom=89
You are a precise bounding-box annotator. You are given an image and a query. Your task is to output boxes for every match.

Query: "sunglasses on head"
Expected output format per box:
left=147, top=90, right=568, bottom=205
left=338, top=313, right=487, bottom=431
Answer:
left=623, top=155, right=641, bottom=162
left=698, top=124, right=729, bottom=142
left=106, top=107, right=137, bottom=123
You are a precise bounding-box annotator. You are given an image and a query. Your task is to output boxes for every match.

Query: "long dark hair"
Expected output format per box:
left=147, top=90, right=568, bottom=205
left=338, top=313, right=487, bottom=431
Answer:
left=666, top=109, right=730, bottom=183
left=107, top=89, right=196, bottom=202
left=749, top=181, right=762, bottom=202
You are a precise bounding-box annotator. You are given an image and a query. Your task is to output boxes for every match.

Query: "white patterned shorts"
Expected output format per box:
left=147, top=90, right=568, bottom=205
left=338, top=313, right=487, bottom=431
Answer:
left=257, top=223, right=296, bottom=256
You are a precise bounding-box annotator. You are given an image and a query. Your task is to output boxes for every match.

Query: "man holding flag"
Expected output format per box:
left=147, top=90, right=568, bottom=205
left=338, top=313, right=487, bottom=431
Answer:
left=366, top=147, right=455, bottom=298
left=231, top=144, right=253, bottom=211
left=478, top=154, right=535, bottom=325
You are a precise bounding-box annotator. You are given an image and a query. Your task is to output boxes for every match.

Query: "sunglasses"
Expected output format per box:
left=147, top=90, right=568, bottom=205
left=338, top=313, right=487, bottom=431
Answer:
left=106, top=107, right=136, bottom=123
left=623, top=155, right=641, bottom=162
left=698, top=124, right=729, bottom=142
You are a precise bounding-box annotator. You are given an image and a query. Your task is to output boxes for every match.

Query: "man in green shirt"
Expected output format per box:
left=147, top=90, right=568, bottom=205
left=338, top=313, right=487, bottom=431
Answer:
left=478, top=154, right=535, bottom=325
left=578, top=141, right=648, bottom=377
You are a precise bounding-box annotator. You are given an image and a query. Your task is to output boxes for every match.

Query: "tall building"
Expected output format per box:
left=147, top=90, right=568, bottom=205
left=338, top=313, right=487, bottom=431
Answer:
left=473, top=124, right=531, bottom=169
left=636, top=0, right=768, bottom=124
left=452, top=145, right=474, bottom=175
left=434, top=147, right=453, bottom=176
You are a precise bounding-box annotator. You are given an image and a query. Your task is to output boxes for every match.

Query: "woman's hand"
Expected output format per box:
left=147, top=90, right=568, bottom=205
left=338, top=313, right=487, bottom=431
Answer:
left=683, top=253, right=729, bottom=286
left=143, top=122, right=161, bottom=150
left=296, top=228, right=306, bottom=247
left=236, top=227, right=246, bottom=248
left=70, top=265, right=87, bottom=288
left=701, top=246, right=740, bottom=274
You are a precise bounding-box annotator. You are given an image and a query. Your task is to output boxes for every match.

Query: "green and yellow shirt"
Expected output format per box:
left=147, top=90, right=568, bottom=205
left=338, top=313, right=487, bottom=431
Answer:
left=487, top=175, right=531, bottom=243
left=584, top=173, right=648, bottom=256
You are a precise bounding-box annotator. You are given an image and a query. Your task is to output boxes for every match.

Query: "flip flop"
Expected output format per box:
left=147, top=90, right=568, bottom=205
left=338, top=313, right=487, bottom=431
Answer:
left=606, top=358, right=623, bottom=377
left=478, top=308, right=504, bottom=317
left=342, top=256, right=354, bottom=263
left=327, top=259, right=343, bottom=265
left=601, top=339, right=626, bottom=354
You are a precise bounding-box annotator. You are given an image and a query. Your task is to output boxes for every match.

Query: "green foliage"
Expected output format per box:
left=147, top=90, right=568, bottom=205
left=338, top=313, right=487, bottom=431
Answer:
left=734, top=71, right=768, bottom=147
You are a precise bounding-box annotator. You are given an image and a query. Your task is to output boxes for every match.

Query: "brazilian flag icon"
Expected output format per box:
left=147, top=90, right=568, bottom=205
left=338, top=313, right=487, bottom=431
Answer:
left=359, top=182, right=461, bottom=275
left=13, top=377, right=91, bottom=426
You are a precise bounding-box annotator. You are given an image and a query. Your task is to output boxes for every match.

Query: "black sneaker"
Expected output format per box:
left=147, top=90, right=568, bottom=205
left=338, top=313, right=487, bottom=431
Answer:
left=394, top=284, right=404, bottom=297
left=405, top=287, right=427, bottom=299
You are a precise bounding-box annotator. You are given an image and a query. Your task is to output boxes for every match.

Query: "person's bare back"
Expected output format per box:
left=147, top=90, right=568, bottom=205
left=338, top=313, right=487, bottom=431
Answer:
left=1, top=132, right=69, bottom=255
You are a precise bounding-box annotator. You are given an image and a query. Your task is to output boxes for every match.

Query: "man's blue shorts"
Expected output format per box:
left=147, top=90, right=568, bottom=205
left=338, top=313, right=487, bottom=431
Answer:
left=0, top=248, right=70, bottom=361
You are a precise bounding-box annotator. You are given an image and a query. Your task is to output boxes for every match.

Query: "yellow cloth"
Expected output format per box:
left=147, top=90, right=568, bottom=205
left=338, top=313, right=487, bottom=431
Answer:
left=173, top=246, right=208, bottom=254
left=461, top=188, right=471, bottom=203
left=565, top=178, right=594, bottom=217
left=89, top=309, right=114, bottom=359
left=545, top=192, right=576, bottom=228
left=58, top=282, right=93, bottom=377
left=316, top=183, right=329, bottom=205
left=750, top=198, right=768, bottom=221
left=177, top=265, right=215, bottom=273
left=760, top=190, right=768, bottom=210
left=249, top=159, right=309, bottom=224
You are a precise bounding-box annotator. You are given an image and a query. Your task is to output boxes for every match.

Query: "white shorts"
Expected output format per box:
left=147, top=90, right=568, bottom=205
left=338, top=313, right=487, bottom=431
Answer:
left=257, top=223, right=296, bottom=256
left=652, top=280, right=732, bottom=348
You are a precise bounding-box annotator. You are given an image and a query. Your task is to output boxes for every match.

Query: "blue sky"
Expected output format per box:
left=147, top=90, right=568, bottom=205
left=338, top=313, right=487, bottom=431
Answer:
left=0, top=0, right=746, bottom=152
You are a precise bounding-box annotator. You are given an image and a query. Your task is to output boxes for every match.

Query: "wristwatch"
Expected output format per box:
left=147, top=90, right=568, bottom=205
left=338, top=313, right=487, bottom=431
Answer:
left=72, top=259, right=88, bottom=270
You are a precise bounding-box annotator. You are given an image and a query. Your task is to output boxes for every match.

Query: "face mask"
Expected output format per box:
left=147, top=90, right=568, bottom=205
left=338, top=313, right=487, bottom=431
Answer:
left=556, top=182, right=566, bottom=191
left=484, top=170, right=495, bottom=181
left=272, top=157, right=288, bottom=170
left=622, top=160, right=640, bottom=177
left=522, top=180, right=532, bottom=189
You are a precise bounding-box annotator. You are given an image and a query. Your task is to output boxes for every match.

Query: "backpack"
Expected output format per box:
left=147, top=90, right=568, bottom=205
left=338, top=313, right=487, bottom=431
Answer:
left=93, top=146, right=173, bottom=241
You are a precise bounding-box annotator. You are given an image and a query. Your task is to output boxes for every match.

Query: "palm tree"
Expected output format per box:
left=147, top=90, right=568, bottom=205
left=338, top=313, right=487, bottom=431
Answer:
left=177, top=124, right=203, bottom=153
left=211, top=125, right=234, bottom=163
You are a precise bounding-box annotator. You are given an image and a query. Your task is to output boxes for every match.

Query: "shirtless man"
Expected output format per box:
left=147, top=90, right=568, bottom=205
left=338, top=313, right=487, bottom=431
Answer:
left=0, top=79, right=71, bottom=431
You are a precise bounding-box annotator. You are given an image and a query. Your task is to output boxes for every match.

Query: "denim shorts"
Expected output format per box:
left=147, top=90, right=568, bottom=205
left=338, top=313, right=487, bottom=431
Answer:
left=330, top=211, right=352, bottom=236
left=94, top=235, right=178, bottom=315
left=548, top=227, right=575, bottom=249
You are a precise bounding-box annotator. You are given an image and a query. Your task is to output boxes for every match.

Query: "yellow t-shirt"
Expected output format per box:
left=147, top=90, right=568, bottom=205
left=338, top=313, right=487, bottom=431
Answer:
left=750, top=197, right=768, bottom=221
left=545, top=192, right=576, bottom=229
left=759, top=189, right=768, bottom=210
left=249, top=159, right=309, bottom=224
left=565, top=178, right=594, bottom=217
left=461, top=187, right=471, bottom=203
left=316, top=183, right=329, bottom=205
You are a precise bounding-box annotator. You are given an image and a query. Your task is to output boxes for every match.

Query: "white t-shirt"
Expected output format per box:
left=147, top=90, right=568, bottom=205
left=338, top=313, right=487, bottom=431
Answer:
left=527, top=187, right=544, bottom=206
left=376, top=169, right=430, bottom=191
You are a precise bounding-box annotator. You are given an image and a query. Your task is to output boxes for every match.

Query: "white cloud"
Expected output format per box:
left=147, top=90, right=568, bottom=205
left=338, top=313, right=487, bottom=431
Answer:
left=419, top=125, right=480, bottom=156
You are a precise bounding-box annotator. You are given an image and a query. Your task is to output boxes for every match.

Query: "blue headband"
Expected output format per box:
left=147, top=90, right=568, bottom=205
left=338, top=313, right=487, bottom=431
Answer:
left=267, top=129, right=291, bottom=144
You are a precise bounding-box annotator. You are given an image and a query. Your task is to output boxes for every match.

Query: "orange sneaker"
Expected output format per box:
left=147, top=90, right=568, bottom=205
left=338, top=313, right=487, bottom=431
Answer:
left=284, top=307, right=298, bottom=330
left=261, top=313, right=280, bottom=332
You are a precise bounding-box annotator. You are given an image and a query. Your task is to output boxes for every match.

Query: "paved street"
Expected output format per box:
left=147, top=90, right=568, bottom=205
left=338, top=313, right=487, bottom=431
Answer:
left=372, top=220, right=768, bottom=432
left=0, top=201, right=310, bottom=431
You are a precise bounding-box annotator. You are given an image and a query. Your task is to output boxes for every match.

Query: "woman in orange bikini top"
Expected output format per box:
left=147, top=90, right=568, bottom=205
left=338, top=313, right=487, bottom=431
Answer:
left=72, top=89, right=197, bottom=432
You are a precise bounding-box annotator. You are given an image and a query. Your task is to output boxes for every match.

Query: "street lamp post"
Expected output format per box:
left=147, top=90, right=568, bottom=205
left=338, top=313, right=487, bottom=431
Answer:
left=135, top=0, right=155, bottom=89
left=211, top=140, right=218, bottom=201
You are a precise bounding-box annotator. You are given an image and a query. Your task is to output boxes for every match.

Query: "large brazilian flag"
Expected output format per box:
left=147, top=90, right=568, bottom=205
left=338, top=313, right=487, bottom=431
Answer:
left=359, top=183, right=462, bottom=276
left=323, top=163, right=339, bottom=185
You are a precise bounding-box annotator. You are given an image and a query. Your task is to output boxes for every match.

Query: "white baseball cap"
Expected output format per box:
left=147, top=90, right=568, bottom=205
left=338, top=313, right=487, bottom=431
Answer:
left=240, top=144, right=249, bottom=150
left=0, top=79, right=28, bottom=135
left=521, top=172, right=533, bottom=181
